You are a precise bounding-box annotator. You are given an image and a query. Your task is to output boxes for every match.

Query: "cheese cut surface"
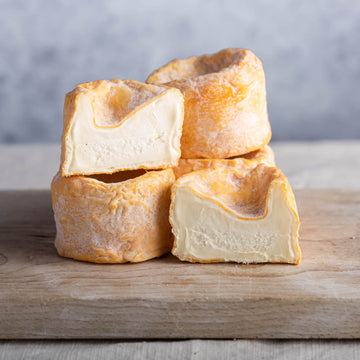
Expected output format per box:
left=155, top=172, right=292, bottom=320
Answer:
left=60, top=79, right=184, bottom=176
left=147, top=48, right=271, bottom=159
left=170, top=165, right=300, bottom=264
left=51, top=169, right=175, bottom=263
left=173, top=145, right=275, bottom=179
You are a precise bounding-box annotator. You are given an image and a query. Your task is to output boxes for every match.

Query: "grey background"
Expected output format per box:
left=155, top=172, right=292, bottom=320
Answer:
left=1, top=0, right=359, bottom=143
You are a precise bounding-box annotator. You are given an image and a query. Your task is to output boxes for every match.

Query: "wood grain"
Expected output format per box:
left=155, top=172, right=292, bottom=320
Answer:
left=0, top=190, right=359, bottom=339
left=1, top=339, right=360, bottom=360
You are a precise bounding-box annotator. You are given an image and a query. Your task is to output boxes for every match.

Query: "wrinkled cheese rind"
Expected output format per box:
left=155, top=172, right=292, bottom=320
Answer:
left=147, top=49, right=271, bottom=159
left=170, top=165, right=301, bottom=264
left=173, top=145, right=275, bottom=179
left=51, top=169, right=175, bottom=263
left=60, top=80, right=184, bottom=176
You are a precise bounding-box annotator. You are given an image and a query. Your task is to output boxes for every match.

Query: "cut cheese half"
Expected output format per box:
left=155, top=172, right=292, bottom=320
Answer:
left=170, top=164, right=300, bottom=264
left=60, top=79, right=184, bottom=176
left=51, top=168, right=175, bottom=263
left=173, top=145, right=275, bottom=179
left=147, top=48, right=271, bottom=159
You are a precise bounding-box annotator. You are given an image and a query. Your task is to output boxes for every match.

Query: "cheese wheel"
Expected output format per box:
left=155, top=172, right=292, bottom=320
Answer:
left=147, top=48, right=271, bottom=159
left=60, top=79, right=184, bottom=176
left=170, top=164, right=300, bottom=264
left=51, top=169, right=175, bottom=263
left=173, top=145, right=275, bottom=179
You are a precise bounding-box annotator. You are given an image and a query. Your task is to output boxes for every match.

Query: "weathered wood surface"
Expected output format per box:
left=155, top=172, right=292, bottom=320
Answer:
left=0, top=339, right=359, bottom=360
left=0, top=189, right=359, bottom=339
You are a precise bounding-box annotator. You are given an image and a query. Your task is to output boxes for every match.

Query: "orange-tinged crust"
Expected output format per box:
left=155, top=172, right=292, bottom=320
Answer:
left=170, top=164, right=301, bottom=264
left=173, top=145, right=275, bottom=179
left=51, top=169, right=175, bottom=263
left=60, top=79, right=184, bottom=176
left=147, top=48, right=271, bottom=159
left=64, top=79, right=167, bottom=129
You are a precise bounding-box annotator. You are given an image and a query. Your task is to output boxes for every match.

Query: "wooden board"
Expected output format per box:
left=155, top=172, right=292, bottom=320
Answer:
left=0, top=190, right=359, bottom=339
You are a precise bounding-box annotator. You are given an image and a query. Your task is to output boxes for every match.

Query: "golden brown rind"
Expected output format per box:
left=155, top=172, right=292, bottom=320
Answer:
left=172, top=145, right=275, bottom=179
left=51, top=169, right=175, bottom=263
left=147, top=48, right=271, bottom=159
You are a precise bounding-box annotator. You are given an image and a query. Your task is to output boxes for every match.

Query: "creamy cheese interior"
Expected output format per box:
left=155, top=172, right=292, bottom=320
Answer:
left=171, top=181, right=299, bottom=263
left=63, top=89, right=183, bottom=175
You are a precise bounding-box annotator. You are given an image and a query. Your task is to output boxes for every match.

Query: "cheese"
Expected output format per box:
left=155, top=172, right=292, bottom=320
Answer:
left=173, top=145, right=275, bottom=179
left=60, top=79, right=184, bottom=176
left=170, top=164, right=300, bottom=264
left=146, top=48, right=271, bottom=159
left=51, top=168, right=175, bottom=263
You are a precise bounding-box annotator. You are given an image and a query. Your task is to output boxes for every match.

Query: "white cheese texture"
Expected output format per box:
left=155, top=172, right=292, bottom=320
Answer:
left=62, top=88, right=183, bottom=175
left=171, top=181, right=300, bottom=263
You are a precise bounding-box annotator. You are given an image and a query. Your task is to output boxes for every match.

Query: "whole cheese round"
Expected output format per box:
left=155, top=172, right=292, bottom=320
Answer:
left=147, top=48, right=271, bottom=159
left=51, top=168, right=175, bottom=263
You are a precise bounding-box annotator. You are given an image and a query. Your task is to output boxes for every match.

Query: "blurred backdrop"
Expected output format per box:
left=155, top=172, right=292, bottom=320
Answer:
left=1, top=0, right=359, bottom=143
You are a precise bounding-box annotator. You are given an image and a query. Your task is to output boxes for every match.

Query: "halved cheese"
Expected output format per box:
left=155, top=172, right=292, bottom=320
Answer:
left=60, top=79, right=184, bottom=176
left=173, top=145, right=275, bottom=179
left=51, top=168, right=175, bottom=263
left=170, top=164, right=300, bottom=264
left=147, top=48, right=271, bottom=159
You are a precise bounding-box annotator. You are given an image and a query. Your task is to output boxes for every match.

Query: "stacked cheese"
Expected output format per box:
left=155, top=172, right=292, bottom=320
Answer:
left=52, top=80, right=184, bottom=263
left=51, top=48, right=301, bottom=264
